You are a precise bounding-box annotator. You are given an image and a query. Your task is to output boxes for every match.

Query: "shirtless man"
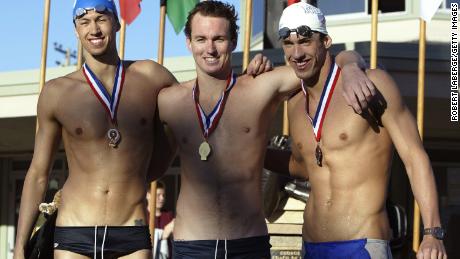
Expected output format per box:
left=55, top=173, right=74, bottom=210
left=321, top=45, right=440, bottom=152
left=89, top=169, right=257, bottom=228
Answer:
left=156, top=1, right=375, bottom=258
left=13, top=0, right=179, bottom=258
left=12, top=1, right=323, bottom=258
left=265, top=3, right=447, bottom=258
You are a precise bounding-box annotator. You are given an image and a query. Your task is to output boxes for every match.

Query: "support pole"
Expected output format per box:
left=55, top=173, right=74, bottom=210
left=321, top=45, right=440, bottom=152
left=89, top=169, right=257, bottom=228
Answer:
left=412, top=19, right=426, bottom=253
left=242, top=0, right=253, bottom=71
left=370, top=0, right=378, bottom=69
left=39, top=0, right=51, bottom=93
left=119, top=20, right=127, bottom=59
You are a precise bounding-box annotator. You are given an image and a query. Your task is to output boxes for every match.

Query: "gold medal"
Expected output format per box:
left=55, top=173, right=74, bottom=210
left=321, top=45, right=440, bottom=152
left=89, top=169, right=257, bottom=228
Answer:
left=193, top=72, right=236, bottom=162
left=199, top=141, right=212, bottom=161
left=107, top=128, right=121, bottom=148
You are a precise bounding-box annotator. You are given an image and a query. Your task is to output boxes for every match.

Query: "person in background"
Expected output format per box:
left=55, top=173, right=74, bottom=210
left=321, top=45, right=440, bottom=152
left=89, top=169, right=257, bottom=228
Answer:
left=147, top=181, right=175, bottom=259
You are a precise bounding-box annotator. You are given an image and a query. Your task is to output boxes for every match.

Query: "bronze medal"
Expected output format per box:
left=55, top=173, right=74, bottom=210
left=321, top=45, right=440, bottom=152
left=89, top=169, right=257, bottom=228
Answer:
left=301, top=60, right=340, bottom=169
left=83, top=61, right=125, bottom=148
left=199, top=141, right=212, bottom=161
left=315, top=144, right=323, bottom=167
left=107, top=128, right=121, bottom=148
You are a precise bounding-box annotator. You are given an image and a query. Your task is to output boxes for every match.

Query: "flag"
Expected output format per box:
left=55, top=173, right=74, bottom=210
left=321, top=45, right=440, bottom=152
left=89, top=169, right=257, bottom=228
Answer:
left=288, top=0, right=300, bottom=6
left=420, top=0, right=443, bottom=22
left=166, top=0, right=199, bottom=34
left=119, top=0, right=141, bottom=25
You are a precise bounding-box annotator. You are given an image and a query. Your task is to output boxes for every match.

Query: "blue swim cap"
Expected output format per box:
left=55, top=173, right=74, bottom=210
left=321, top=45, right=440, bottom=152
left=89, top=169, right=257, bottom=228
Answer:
left=73, top=0, right=119, bottom=21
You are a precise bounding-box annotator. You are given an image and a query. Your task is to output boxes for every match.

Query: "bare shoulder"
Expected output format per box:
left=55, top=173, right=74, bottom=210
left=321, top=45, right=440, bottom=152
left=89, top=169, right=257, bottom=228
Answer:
left=366, top=69, right=400, bottom=94
left=127, top=59, right=162, bottom=74
left=41, top=70, right=83, bottom=97
left=38, top=71, right=83, bottom=116
left=365, top=69, right=405, bottom=116
left=126, top=59, right=179, bottom=90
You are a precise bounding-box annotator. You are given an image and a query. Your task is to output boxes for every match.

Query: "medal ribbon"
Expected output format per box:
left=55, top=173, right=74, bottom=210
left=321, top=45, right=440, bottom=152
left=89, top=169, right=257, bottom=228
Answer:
left=82, top=61, right=125, bottom=124
left=193, top=71, right=237, bottom=139
left=301, top=60, right=341, bottom=141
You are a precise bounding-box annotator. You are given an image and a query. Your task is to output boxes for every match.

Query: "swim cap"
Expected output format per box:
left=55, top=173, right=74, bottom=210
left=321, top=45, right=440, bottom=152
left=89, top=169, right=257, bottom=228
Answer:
left=279, top=2, right=328, bottom=35
left=73, top=0, right=119, bottom=21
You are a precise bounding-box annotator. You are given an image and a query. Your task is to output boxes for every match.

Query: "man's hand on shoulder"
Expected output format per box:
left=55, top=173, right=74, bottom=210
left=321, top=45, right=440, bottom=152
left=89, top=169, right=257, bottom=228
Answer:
left=417, top=235, right=447, bottom=259
left=341, top=63, right=376, bottom=114
left=246, top=53, right=273, bottom=77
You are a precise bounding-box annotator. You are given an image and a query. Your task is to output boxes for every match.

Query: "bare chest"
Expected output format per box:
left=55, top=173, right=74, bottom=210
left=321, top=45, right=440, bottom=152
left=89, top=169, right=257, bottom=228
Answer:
left=166, top=86, right=276, bottom=151
left=55, top=81, right=157, bottom=141
left=288, top=90, right=379, bottom=163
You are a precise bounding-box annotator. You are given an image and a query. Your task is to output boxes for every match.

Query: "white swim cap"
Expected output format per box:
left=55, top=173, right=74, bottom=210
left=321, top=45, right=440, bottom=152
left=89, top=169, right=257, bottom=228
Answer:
left=279, top=2, right=328, bottom=36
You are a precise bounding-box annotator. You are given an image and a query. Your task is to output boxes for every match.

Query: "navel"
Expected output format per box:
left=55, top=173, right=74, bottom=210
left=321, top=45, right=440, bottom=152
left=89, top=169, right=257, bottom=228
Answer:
left=243, top=127, right=250, bottom=133
left=140, top=117, right=147, bottom=126
left=182, top=137, right=188, bottom=144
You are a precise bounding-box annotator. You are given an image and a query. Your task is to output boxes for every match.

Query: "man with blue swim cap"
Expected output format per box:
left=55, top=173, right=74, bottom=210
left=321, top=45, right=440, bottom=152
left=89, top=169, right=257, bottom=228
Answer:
left=72, top=0, right=119, bottom=25
left=13, top=0, right=180, bottom=258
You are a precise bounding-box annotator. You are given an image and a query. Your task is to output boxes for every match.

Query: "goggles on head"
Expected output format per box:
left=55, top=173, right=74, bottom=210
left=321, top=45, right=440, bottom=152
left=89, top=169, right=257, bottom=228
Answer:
left=278, top=25, right=318, bottom=40
left=74, top=5, right=114, bottom=20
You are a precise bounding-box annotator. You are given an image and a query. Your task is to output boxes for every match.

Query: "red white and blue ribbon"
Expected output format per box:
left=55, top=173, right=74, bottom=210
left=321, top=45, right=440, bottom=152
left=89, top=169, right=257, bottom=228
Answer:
left=301, top=61, right=341, bottom=141
left=193, top=71, right=237, bottom=139
left=82, top=61, right=125, bottom=124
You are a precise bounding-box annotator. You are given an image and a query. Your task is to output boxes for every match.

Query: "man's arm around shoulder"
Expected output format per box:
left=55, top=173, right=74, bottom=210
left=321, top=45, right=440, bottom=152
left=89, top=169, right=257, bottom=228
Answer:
left=14, top=80, right=62, bottom=259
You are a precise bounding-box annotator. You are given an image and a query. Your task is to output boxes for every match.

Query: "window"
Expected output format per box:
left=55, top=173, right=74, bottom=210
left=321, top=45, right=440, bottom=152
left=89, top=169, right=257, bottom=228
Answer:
left=442, top=0, right=456, bottom=9
left=368, top=0, right=405, bottom=14
left=252, top=0, right=265, bottom=37
left=318, top=0, right=405, bottom=16
left=318, top=0, right=365, bottom=15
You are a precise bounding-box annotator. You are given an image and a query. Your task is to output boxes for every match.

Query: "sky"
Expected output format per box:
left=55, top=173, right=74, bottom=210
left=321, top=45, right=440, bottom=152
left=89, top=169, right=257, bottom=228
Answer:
left=0, top=0, right=242, bottom=72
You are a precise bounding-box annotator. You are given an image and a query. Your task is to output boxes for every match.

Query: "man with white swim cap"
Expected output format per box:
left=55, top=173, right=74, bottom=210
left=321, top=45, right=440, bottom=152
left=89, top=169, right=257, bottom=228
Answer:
left=265, top=2, right=447, bottom=258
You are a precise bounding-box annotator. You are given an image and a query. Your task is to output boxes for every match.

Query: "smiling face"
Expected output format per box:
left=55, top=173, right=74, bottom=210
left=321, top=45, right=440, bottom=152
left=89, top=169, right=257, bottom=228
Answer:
left=186, top=13, right=236, bottom=78
left=74, top=10, right=119, bottom=57
left=282, top=32, right=331, bottom=81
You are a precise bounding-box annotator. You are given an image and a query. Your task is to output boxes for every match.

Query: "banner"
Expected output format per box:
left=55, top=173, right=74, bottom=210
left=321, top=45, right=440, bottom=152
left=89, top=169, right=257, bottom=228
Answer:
left=420, top=0, right=443, bottom=22
left=119, top=0, right=141, bottom=25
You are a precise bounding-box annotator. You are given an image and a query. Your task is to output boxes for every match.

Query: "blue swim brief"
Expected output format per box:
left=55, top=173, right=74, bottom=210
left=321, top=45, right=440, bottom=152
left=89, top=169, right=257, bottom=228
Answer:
left=303, top=238, right=392, bottom=259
